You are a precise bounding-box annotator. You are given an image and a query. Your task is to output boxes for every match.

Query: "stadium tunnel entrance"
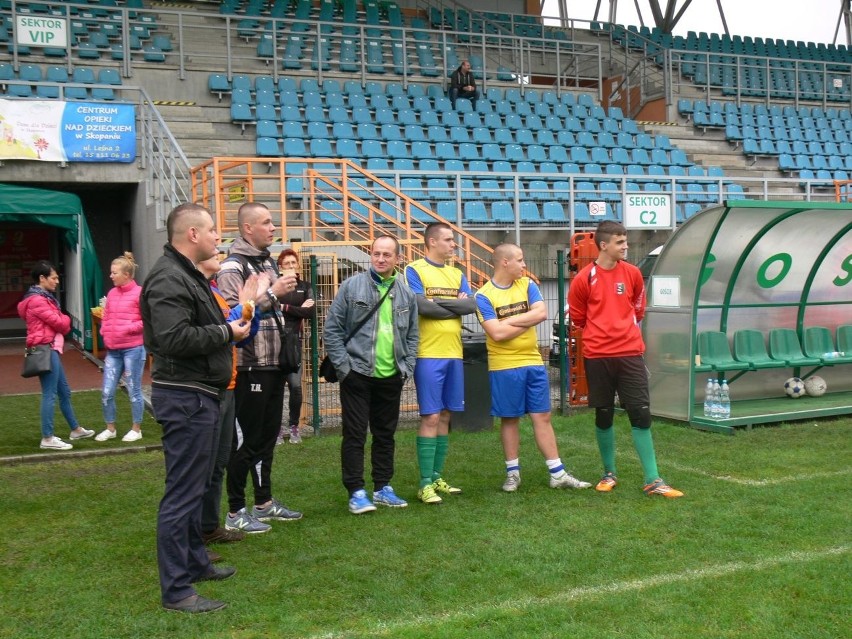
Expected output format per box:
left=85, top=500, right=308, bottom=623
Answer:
left=0, top=182, right=139, bottom=349
left=642, top=200, right=852, bottom=433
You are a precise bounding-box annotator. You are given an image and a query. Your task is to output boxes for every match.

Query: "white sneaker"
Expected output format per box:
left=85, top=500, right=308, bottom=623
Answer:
left=69, top=427, right=95, bottom=440
left=502, top=473, right=521, bottom=492
left=549, top=472, right=592, bottom=489
left=122, top=430, right=142, bottom=442
left=95, top=429, right=116, bottom=442
left=40, top=436, right=73, bottom=450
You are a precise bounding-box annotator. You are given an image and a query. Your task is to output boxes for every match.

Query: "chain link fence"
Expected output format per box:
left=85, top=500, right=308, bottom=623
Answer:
left=294, top=248, right=583, bottom=433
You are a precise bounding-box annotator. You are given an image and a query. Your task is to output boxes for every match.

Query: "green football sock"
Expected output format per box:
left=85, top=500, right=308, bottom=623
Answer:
left=432, top=434, right=449, bottom=481
left=417, top=436, right=437, bottom=488
left=631, top=426, right=660, bottom=485
left=595, top=426, right=617, bottom=475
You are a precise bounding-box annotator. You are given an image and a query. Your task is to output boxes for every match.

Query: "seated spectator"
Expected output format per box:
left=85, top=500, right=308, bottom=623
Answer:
left=449, top=60, right=479, bottom=110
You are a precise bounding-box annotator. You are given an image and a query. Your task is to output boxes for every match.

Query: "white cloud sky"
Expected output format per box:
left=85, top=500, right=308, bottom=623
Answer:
left=542, top=0, right=846, bottom=45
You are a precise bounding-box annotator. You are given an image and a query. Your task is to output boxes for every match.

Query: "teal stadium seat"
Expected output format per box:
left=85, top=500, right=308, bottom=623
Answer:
left=803, top=326, right=852, bottom=363
left=697, top=331, right=752, bottom=372
left=768, top=328, right=822, bottom=366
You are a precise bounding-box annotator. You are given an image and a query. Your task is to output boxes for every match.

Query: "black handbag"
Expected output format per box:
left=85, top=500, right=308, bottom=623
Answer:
left=321, top=280, right=395, bottom=383
left=21, top=343, right=52, bottom=378
left=270, top=309, right=302, bottom=376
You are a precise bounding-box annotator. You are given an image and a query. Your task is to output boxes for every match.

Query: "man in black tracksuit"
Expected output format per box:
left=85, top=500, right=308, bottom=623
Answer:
left=217, top=202, right=302, bottom=534
left=142, top=203, right=250, bottom=613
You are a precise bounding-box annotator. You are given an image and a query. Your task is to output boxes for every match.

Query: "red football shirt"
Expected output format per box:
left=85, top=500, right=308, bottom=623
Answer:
left=568, top=260, right=646, bottom=359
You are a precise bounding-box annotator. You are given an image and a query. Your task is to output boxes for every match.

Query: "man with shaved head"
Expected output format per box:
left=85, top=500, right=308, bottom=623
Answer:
left=142, top=203, right=251, bottom=613
left=474, top=243, right=590, bottom=493
left=217, top=201, right=302, bottom=535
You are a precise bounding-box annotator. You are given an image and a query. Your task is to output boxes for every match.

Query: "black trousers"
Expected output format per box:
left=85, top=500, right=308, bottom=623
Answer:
left=201, top=388, right=234, bottom=533
left=227, top=368, right=285, bottom=513
left=339, top=371, right=404, bottom=494
left=153, top=387, right=220, bottom=604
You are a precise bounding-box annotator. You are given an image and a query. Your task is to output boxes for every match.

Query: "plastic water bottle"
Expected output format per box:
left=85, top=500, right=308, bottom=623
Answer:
left=711, top=380, right=722, bottom=419
left=703, top=379, right=714, bottom=418
left=719, top=380, right=731, bottom=419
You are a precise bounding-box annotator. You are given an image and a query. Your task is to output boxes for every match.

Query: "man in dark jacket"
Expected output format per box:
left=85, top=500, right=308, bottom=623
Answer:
left=449, top=59, right=479, bottom=110
left=217, top=202, right=301, bottom=535
left=141, top=203, right=251, bottom=614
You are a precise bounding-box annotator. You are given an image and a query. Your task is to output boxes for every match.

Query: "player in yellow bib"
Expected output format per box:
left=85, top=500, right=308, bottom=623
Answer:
left=405, top=223, right=477, bottom=504
left=475, top=243, right=591, bottom=493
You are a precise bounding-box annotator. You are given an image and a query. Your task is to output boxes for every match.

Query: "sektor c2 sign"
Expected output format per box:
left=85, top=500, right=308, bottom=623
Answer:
left=624, top=194, right=672, bottom=229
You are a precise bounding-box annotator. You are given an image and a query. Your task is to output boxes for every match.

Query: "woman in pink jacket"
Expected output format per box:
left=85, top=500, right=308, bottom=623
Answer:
left=18, top=260, right=94, bottom=450
left=95, top=252, right=146, bottom=443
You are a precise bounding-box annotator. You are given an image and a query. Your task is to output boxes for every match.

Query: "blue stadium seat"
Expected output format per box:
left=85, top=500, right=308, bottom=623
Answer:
left=464, top=201, right=489, bottom=223
left=542, top=201, right=566, bottom=222
left=335, top=138, right=361, bottom=159
left=257, top=136, right=280, bottom=157
left=436, top=200, right=458, bottom=222
left=478, top=179, right=502, bottom=201
left=526, top=180, right=550, bottom=201
left=382, top=139, right=406, bottom=160
left=283, top=137, right=308, bottom=157
left=427, top=178, right=453, bottom=200
left=490, top=201, right=514, bottom=223
left=574, top=202, right=591, bottom=222
left=519, top=201, right=541, bottom=223
left=256, top=120, right=280, bottom=139
left=575, top=181, right=596, bottom=201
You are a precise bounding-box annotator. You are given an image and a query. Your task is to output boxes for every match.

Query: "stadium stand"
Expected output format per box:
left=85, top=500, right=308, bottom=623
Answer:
left=0, top=0, right=845, bottom=240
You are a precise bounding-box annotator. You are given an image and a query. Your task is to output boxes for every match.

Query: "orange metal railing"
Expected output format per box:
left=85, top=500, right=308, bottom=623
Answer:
left=190, top=157, right=501, bottom=287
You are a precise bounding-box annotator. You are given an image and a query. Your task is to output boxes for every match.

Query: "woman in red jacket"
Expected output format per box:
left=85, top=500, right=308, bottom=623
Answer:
left=17, top=260, right=94, bottom=450
left=95, top=252, right=146, bottom=443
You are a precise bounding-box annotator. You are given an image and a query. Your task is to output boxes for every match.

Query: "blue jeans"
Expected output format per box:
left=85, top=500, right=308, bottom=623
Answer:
left=39, top=349, right=80, bottom=439
left=102, top=345, right=147, bottom=425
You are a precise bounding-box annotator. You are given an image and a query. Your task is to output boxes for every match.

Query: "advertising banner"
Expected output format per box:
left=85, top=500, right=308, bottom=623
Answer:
left=0, top=99, right=136, bottom=163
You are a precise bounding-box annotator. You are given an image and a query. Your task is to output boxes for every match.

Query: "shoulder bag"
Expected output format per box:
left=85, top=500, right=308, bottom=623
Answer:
left=21, top=343, right=53, bottom=378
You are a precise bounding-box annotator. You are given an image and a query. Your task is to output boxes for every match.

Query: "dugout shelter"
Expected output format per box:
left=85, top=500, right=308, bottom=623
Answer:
left=643, top=200, right=852, bottom=433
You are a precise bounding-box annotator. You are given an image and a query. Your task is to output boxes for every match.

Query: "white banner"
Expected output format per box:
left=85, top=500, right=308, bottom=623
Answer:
left=0, top=99, right=136, bottom=163
left=0, top=99, right=66, bottom=161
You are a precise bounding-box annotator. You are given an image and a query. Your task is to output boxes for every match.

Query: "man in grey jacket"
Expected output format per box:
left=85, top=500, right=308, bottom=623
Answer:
left=217, top=202, right=301, bottom=535
left=323, top=235, right=419, bottom=514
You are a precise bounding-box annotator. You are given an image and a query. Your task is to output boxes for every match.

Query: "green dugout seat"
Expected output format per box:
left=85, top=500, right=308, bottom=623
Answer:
left=837, top=325, right=852, bottom=353
left=768, top=328, right=822, bottom=366
left=803, top=326, right=852, bottom=363
left=697, top=331, right=752, bottom=372
left=733, top=329, right=783, bottom=369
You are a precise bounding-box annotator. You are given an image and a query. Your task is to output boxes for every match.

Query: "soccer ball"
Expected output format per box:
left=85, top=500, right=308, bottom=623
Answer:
left=784, top=377, right=806, bottom=398
left=804, top=376, right=827, bottom=397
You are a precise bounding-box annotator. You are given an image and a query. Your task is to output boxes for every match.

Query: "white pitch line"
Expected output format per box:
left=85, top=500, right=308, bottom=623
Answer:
left=562, top=438, right=851, bottom=486
left=661, top=462, right=852, bottom=485
left=308, top=545, right=850, bottom=639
